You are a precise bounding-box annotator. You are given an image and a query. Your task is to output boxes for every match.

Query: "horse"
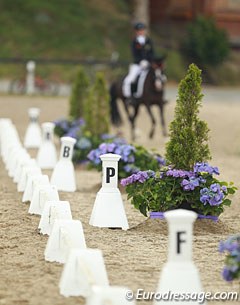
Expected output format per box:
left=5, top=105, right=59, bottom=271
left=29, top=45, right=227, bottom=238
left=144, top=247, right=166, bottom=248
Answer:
left=110, top=58, right=168, bottom=141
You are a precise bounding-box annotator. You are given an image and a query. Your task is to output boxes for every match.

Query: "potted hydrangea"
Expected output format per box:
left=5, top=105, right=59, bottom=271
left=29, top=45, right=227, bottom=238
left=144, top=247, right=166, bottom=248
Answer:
left=219, top=234, right=240, bottom=282
left=121, top=64, right=236, bottom=219
left=54, top=72, right=113, bottom=163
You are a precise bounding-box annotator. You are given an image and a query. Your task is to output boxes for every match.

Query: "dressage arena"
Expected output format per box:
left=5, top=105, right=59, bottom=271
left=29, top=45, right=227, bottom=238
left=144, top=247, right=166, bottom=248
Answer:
left=0, top=86, right=240, bottom=305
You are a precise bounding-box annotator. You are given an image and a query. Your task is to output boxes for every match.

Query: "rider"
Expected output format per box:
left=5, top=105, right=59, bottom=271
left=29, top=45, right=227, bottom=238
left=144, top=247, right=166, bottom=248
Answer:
left=123, top=22, right=155, bottom=101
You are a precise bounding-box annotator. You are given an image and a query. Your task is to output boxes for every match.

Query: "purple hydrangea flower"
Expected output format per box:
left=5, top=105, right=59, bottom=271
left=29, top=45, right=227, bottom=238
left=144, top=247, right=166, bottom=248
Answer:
left=222, top=267, right=234, bottom=282
left=155, top=156, right=166, bottom=166
left=166, top=169, right=193, bottom=178
left=54, top=119, right=70, bottom=132
left=181, top=177, right=200, bottom=191
left=87, top=142, right=135, bottom=166
left=200, top=183, right=224, bottom=206
left=219, top=234, right=240, bottom=282
left=221, top=185, right=227, bottom=193
left=71, top=118, right=85, bottom=127
left=123, top=164, right=139, bottom=174
left=65, top=126, right=81, bottom=139
left=121, top=170, right=154, bottom=186
left=194, top=162, right=220, bottom=175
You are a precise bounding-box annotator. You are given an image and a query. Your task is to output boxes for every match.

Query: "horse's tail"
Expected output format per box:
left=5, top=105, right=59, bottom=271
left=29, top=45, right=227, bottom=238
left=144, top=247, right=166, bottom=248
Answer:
left=110, top=82, right=122, bottom=126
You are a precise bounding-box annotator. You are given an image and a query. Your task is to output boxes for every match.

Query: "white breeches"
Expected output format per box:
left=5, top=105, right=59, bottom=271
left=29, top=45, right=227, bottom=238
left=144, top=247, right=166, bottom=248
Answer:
left=122, top=64, right=141, bottom=98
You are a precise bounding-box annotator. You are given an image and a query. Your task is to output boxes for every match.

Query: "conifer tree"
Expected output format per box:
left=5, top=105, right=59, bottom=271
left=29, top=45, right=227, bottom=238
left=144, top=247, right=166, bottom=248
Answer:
left=69, top=67, right=89, bottom=119
left=83, top=72, right=110, bottom=137
left=94, top=72, right=110, bottom=136
left=165, top=64, right=211, bottom=170
left=83, top=87, right=96, bottom=135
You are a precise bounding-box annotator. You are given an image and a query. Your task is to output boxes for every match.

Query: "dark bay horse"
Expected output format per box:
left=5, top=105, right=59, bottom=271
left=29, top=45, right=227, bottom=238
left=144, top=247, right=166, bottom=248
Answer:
left=110, top=58, right=168, bottom=140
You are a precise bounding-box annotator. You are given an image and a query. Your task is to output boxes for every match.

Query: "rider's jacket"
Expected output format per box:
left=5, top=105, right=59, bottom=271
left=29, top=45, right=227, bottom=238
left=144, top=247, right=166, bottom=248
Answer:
left=131, top=36, right=154, bottom=64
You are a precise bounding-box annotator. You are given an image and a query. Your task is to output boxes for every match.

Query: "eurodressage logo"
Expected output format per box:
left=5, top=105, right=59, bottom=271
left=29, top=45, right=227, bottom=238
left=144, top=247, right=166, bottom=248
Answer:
left=125, top=289, right=239, bottom=303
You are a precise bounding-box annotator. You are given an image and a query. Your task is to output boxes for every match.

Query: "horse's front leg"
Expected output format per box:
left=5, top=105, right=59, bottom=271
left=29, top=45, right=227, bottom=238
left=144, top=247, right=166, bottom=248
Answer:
left=159, top=104, right=167, bottom=137
left=130, top=103, right=140, bottom=141
left=146, top=105, right=156, bottom=139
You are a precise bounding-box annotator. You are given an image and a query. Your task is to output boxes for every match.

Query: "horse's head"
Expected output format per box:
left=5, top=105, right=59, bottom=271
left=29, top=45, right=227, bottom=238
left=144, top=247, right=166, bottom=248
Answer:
left=151, top=56, right=167, bottom=92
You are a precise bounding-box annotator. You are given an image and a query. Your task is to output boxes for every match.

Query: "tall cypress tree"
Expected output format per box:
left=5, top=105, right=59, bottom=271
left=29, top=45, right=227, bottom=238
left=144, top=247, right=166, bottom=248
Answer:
left=69, top=67, right=89, bottom=119
left=83, top=72, right=110, bottom=137
left=94, top=72, right=110, bottom=136
left=83, top=87, right=96, bottom=135
left=165, top=64, right=211, bottom=170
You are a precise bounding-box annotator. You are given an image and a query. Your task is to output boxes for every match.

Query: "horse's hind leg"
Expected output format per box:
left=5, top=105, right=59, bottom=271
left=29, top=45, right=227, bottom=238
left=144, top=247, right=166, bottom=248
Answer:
left=159, top=104, right=167, bottom=137
left=145, top=105, right=156, bottom=139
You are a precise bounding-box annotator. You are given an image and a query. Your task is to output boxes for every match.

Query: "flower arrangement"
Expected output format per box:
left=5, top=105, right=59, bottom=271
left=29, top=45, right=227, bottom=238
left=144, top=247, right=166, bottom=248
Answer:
left=120, top=64, right=237, bottom=219
left=54, top=118, right=117, bottom=163
left=54, top=71, right=112, bottom=164
left=120, top=162, right=236, bottom=217
left=54, top=118, right=85, bottom=139
left=219, top=234, right=240, bottom=282
left=87, top=140, right=165, bottom=179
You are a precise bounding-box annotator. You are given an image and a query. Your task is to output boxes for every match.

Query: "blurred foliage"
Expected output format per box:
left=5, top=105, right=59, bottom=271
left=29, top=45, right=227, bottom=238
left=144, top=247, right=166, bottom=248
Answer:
left=183, top=16, right=230, bottom=67
left=69, top=67, right=89, bottom=119
left=0, top=0, right=130, bottom=59
left=83, top=72, right=110, bottom=137
left=0, top=1, right=239, bottom=86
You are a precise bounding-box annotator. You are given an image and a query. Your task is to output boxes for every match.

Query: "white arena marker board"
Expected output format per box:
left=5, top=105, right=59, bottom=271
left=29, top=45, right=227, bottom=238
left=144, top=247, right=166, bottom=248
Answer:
left=89, top=153, right=129, bottom=230
left=154, top=209, right=206, bottom=305
left=59, top=248, right=109, bottom=298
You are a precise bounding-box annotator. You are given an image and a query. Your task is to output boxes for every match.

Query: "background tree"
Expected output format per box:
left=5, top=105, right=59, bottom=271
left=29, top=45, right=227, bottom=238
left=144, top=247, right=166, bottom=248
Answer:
left=183, top=16, right=229, bottom=67
left=69, top=67, right=89, bottom=119
left=165, top=63, right=211, bottom=170
left=83, top=72, right=110, bottom=136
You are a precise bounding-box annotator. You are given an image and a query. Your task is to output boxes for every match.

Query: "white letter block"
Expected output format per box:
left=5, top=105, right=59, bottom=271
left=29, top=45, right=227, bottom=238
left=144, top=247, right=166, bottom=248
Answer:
left=28, top=184, right=59, bottom=215
left=18, top=166, right=41, bottom=192
left=38, top=201, right=72, bottom=235
left=8, top=148, right=29, bottom=178
left=37, top=122, right=57, bottom=169
left=28, top=181, right=53, bottom=215
left=6, top=143, right=22, bottom=173
left=86, top=285, right=136, bottom=305
left=22, top=174, right=49, bottom=203
left=51, top=136, right=76, bottom=192
left=154, top=209, right=206, bottom=305
left=45, top=219, right=86, bottom=263
left=89, top=153, right=129, bottom=230
left=59, top=249, right=109, bottom=298
left=13, top=153, right=31, bottom=183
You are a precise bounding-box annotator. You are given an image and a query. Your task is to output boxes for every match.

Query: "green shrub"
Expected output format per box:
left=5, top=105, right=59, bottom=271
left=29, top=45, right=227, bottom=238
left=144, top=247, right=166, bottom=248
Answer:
left=183, top=16, right=230, bottom=67
left=83, top=72, right=110, bottom=137
left=165, top=63, right=211, bottom=170
left=69, top=67, right=89, bottom=119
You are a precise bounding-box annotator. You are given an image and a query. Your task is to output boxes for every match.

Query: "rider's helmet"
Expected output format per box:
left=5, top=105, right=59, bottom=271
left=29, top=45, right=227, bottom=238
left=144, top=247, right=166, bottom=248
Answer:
left=134, top=22, right=146, bottom=31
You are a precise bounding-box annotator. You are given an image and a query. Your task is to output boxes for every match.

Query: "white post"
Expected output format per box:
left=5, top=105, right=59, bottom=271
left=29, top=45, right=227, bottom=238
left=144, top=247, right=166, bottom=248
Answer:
left=154, top=209, right=206, bottom=305
left=26, top=60, right=36, bottom=95
left=24, top=108, right=42, bottom=148
left=37, top=122, right=57, bottom=169
left=59, top=249, right=109, bottom=298
left=89, top=153, right=129, bottom=230
left=101, top=153, right=120, bottom=190
left=50, top=136, right=76, bottom=192
left=166, top=209, right=195, bottom=262
left=59, top=136, right=75, bottom=161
